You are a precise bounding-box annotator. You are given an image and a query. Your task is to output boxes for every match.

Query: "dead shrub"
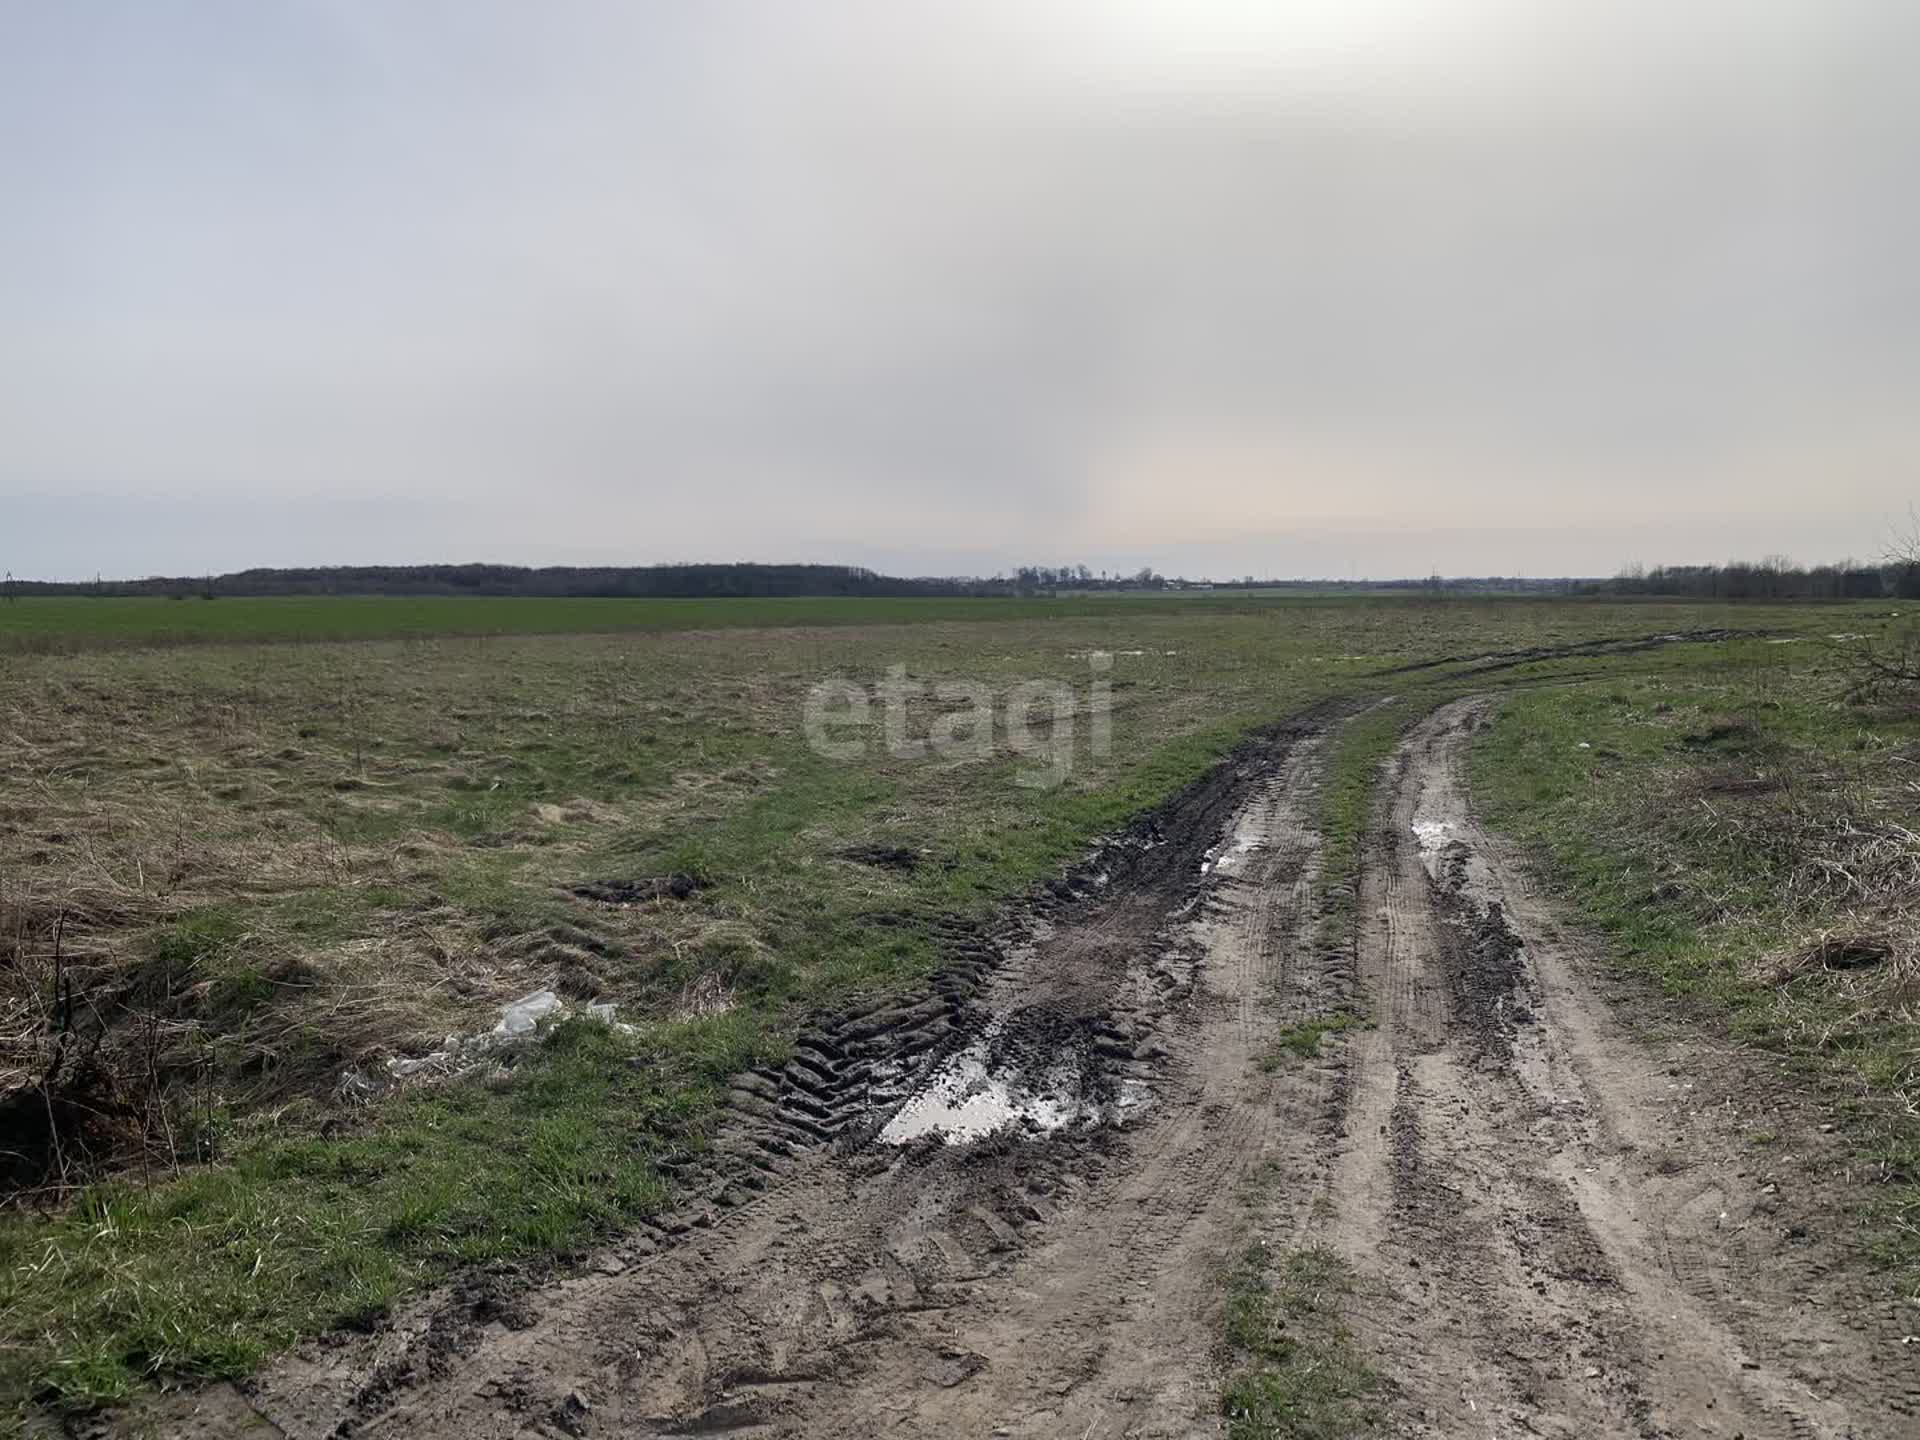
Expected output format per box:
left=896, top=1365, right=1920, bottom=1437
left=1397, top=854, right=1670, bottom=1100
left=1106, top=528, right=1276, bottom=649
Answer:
left=1840, top=624, right=1920, bottom=710
left=1787, top=816, right=1920, bottom=911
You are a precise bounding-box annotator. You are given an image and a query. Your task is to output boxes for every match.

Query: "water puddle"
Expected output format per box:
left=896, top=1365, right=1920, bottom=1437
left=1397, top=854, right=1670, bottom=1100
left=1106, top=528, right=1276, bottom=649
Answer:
left=879, top=1027, right=1145, bottom=1145
left=1411, top=819, right=1458, bottom=880
left=1201, top=833, right=1264, bottom=875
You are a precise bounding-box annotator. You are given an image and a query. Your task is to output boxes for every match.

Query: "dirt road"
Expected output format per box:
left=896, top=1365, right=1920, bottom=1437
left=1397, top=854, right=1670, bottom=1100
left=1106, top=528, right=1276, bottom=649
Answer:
left=180, top=699, right=1908, bottom=1438
left=1314, top=701, right=1907, bottom=1437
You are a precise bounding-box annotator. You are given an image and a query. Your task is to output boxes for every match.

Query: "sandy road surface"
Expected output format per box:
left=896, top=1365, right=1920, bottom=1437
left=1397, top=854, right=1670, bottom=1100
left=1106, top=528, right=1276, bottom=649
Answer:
left=151, top=699, right=1910, bottom=1439
left=1307, top=700, right=1908, bottom=1438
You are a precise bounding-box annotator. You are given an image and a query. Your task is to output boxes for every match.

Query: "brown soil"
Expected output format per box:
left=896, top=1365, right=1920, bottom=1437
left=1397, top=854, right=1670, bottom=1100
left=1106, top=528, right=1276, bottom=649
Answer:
left=1307, top=701, right=1912, bottom=1438
left=122, top=700, right=1914, bottom=1439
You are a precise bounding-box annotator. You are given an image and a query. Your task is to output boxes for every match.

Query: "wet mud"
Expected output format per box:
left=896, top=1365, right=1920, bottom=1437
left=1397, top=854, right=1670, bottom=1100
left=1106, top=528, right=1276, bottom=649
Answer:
left=1309, top=700, right=1911, bottom=1438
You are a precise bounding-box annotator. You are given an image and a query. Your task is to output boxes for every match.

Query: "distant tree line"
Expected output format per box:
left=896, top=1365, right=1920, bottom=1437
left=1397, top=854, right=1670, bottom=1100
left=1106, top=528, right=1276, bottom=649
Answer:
left=1010, top=565, right=1163, bottom=592
left=12, top=555, right=1914, bottom=602
left=8, top=563, right=1018, bottom=600
left=3, top=560, right=1583, bottom=600
left=1005, top=568, right=1582, bottom=595
left=1581, top=556, right=1916, bottom=601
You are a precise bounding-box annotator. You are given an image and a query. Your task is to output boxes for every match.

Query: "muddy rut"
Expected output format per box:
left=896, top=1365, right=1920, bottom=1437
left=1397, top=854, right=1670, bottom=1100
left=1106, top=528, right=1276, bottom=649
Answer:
left=1310, top=701, right=1907, bottom=1438
left=177, top=700, right=1908, bottom=1439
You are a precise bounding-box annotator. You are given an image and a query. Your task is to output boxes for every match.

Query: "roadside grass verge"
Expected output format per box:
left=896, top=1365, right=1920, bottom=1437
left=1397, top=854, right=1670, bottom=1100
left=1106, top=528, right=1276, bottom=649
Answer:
left=1219, top=1243, right=1383, bottom=1440
left=1470, top=643, right=1920, bottom=1280
left=0, top=1017, right=714, bottom=1409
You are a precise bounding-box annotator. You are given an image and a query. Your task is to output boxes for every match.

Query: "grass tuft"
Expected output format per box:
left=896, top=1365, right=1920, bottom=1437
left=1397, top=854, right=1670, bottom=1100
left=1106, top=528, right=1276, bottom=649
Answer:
left=1258, top=1011, right=1368, bottom=1069
left=1220, top=1244, right=1382, bottom=1440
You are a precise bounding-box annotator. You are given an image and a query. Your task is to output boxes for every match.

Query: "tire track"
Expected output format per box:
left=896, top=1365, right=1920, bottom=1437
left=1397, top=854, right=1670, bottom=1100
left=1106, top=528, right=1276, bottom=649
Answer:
left=1316, top=699, right=1900, bottom=1439
left=224, top=708, right=1349, bottom=1440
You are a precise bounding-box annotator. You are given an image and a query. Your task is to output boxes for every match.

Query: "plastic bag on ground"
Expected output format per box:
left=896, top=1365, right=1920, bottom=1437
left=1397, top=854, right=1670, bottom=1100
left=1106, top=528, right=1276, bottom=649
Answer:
left=496, top=988, right=562, bottom=1037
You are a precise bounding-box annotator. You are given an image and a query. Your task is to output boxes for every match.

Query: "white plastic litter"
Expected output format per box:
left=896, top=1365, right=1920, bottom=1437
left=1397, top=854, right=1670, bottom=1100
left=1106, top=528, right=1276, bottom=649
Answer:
left=495, top=988, right=562, bottom=1037
left=339, top=989, right=631, bottom=1100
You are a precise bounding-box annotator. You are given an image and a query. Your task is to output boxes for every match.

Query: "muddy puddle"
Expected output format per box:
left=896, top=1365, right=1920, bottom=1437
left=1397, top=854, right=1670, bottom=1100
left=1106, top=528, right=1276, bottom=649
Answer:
left=1200, top=794, right=1277, bottom=877
left=1410, top=817, right=1458, bottom=878
left=879, top=1024, right=1147, bottom=1145
left=1200, top=833, right=1264, bottom=875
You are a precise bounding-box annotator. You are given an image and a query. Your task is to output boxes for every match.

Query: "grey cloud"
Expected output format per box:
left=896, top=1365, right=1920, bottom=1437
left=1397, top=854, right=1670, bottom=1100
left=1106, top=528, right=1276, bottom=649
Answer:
left=3, top=1, right=1916, bottom=578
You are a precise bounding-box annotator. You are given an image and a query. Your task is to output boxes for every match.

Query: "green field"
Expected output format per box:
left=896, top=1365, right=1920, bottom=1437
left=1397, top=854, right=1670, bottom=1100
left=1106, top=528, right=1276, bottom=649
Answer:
left=0, top=591, right=1422, bottom=653
left=1, top=592, right=1911, bottom=1416
left=0, top=588, right=1824, bottom=654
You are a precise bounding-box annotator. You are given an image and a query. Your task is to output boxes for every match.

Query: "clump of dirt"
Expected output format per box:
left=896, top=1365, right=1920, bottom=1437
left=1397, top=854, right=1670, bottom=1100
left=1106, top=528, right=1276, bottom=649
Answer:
left=450, top=1265, right=538, bottom=1334
left=345, top=1263, right=540, bottom=1418
left=1679, top=718, right=1757, bottom=751
left=483, top=917, right=632, bottom=1002
left=1, top=899, right=210, bottom=1195
left=836, top=844, right=923, bottom=873
left=0, top=1060, right=137, bottom=1193
left=1758, top=929, right=1901, bottom=983
left=1432, top=888, right=1533, bottom=1059
left=1694, top=763, right=1780, bottom=796
left=569, top=874, right=705, bottom=905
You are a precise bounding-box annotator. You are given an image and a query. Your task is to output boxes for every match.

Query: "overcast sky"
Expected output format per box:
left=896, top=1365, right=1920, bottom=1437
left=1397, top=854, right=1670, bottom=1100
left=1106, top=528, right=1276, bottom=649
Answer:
left=4, top=2, right=1916, bottom=580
